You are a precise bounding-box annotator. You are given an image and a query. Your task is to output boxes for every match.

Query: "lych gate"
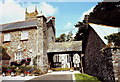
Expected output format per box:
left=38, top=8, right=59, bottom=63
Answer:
left=47, top=41, right=83, bottom=71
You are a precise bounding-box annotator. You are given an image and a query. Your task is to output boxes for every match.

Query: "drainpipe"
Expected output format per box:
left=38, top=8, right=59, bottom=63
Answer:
left=81, top=54, right=84, bottom=73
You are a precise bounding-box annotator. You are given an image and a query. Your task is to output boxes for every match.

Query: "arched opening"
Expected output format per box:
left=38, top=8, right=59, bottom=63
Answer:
left=47, top=51, right=82, bottom=71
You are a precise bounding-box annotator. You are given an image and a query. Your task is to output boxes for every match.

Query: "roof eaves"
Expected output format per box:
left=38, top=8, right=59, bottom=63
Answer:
left=89, top=23, right=120, bottom=28
left=1, top=25, right=37, bottom=32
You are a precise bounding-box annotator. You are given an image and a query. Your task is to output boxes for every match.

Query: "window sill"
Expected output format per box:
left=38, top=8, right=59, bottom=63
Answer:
left=3, top=41, right=11, bottom=43
left=20, top=39, right=28, bottom=41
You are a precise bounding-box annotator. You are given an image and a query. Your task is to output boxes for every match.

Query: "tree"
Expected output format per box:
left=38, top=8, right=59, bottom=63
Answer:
left=66, top=31, right=73, bottom=41
left=89, top=2, right=120, bottom=27
left=74, top=21, right=87, bottom=41
left=104, top=32, right=120, bottom=46
left=55, top=33, right=66, bottom=42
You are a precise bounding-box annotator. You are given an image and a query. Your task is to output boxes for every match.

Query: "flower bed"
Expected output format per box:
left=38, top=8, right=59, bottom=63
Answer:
left=2, top=65, right=43, bottom=76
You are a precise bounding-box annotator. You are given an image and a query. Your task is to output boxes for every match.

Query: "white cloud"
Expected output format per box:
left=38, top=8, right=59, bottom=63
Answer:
left=63, top=22, right=78, bottom=36
left=0, top=0, right=25, bottom=24
left=80, top=6, right=95, bottom=21
left=39, top=2, right=58, bottom=16
left=64, top=22, right=73, bottom=29
left=0, top=0, right=57, bottom=24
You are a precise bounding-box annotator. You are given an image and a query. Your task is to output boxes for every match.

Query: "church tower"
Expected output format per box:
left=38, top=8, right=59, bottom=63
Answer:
left=25, top=6, right=39, bottom=21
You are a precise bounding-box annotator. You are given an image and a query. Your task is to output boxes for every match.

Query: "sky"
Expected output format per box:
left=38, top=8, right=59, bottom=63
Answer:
left=0, top=0, right=99, bottom=37
left=1, top=0, right=118, bottom=41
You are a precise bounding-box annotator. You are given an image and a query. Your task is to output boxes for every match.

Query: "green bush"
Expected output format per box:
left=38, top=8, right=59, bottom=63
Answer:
left=7, top=66, right=17, bottom=69
left=18, top=66, right=32, bottom=70
left=31, top=69, right=42, bottom=75
left=75, top=73, right=100, bottom=82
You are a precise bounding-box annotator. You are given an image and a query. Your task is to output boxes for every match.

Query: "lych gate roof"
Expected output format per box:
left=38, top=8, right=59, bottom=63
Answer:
left=47, top=41, right=82, bottom=53
left=89, top=23, right=119, bottom=44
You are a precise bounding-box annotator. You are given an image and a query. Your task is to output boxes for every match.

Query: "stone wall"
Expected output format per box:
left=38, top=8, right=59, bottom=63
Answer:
left=36, top=16, right=55, bottom=72
left=111, top=49, right=120, bottom=81
left=83, top=27, right=115, bottom=81
left=47, top=26, right=55, bottom=43
left=0, top=32, right=2, bottom=44
left=1, top=28, right=38, bottom=64
left=43, top=19, right=55, bottom=72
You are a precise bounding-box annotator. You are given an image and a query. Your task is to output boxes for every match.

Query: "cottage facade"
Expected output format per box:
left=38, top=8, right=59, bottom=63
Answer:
left=0, top=8, right=55, bottom=69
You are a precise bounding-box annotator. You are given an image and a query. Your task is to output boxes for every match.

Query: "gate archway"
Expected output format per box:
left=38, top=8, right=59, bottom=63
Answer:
left=47, top=41, right=83, bottom=71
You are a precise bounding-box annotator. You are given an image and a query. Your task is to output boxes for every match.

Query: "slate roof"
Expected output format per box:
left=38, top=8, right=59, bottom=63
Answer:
left=47, top=41, right=82, bottom=53
left=0, top=16, right=54, bottom=32
left=89, top=23, right=119, bottom=44
left=0, top=19, right=37, bottom=31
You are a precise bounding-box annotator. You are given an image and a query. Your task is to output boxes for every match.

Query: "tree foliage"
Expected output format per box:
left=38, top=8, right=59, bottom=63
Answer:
left=89, top=2, right=120, bottom=27
left=55, top=31, right=74, bottom=42
left=74, top=22, right=87, bottom=41
left=104, top=32, right=120, bottom=46
left=66, top=31, right=73, bottom=41
left=55, top=33, right=66, bottom=42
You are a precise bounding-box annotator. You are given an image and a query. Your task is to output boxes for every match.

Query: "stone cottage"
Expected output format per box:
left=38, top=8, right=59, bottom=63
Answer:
left=0, top=7, right=119, bottom=82
left=0, top=7, right=82, bottom=70
left=0, top=7, right=55, bottom=69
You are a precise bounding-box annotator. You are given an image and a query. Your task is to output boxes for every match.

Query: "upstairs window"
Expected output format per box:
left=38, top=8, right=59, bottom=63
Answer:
left=21, top=31, right=28, bottom=40
left=4, top=33, right=11, bottom=42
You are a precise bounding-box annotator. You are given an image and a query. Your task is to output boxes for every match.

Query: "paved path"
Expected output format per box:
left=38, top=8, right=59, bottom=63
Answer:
left=32, top=74, right=72, bottom=80
left=26, top=74, right=73, bottom=82
left=26, top=71, right=80, bottom=82
left=2, top=71, right=79, bottom=82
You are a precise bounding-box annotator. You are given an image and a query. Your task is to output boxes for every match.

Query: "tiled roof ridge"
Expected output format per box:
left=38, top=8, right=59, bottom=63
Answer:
left=89, top=23, right=120, bottom=28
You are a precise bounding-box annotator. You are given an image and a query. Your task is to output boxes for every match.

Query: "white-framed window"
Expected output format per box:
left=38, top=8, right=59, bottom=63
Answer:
left=21, top=31, right=28, bottom=40
left=15, top=51, right=23, bottom=61
left=4, top=33, right=11, bottom=41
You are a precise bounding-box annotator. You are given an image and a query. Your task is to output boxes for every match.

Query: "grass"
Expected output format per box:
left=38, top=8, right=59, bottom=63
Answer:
left=75, top=73, right=100, bottom=82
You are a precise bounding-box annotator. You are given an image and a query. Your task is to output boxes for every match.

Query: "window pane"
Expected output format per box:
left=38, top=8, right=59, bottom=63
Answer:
left=21, top=31, right=28, bottom=40
left=4, top=33, right=10, bottom=41
left=15, top=52, right=23, bottom=60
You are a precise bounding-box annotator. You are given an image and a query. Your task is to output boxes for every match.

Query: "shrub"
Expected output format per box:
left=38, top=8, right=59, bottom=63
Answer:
left=10, top=61, right=18, bottom=66
left=2, top=65, right=16, bottom=73
left=18, top=66, right=33, bottom=73
left=2, top=65, right=43, bottom=76
left=31, top=69, right=42, bottom=75
left=51, top=68, right=70, bottom=71
left=27, top=58, right=31, bottom=61
left=21, top=59, right=26, bottom=63
left=2, top=66, right=7, bottom=73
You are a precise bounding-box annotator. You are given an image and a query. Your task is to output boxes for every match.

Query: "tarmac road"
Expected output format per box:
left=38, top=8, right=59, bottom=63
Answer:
left=26, top=74, right=73, bottom=82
